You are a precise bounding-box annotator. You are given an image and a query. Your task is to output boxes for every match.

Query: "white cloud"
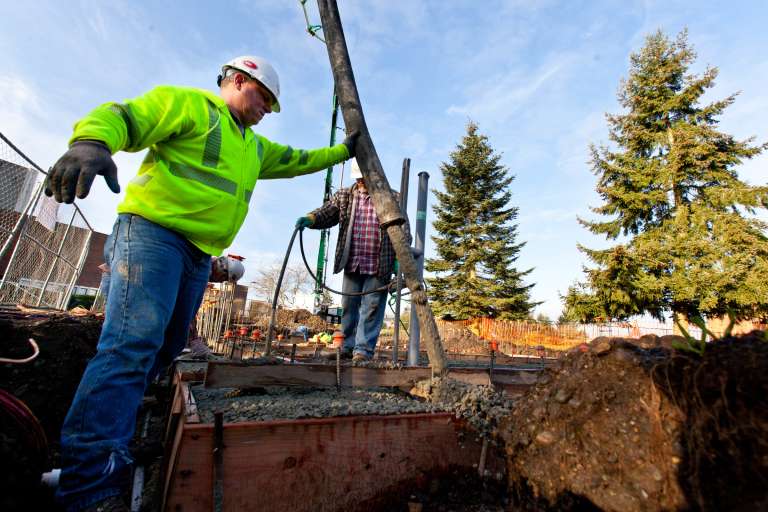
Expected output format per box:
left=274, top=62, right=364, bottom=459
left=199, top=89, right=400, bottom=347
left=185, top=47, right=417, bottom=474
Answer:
left=446, top=58, right=570, bottom=122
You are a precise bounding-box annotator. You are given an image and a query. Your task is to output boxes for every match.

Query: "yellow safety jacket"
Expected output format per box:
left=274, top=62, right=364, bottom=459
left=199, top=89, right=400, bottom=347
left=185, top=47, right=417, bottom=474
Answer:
left=70, top=85, right=349, bottom=255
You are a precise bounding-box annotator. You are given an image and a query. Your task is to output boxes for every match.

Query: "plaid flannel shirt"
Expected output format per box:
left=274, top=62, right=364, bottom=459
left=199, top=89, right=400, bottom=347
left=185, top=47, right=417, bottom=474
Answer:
left=309, top=184, right=411, bottom=279
left=347, top=188, right=380, bottom=274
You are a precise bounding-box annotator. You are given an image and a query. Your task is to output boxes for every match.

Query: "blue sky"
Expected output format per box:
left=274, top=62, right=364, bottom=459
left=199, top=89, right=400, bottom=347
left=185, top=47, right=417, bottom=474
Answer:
left=1, top=1, right=766, bottom=319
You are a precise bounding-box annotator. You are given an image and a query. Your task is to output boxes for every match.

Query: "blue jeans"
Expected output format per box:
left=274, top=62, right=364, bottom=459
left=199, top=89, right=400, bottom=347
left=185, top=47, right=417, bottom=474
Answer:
left=340, top=271, right=388, bottom=357
left=57, top=214, right=210, bottom=510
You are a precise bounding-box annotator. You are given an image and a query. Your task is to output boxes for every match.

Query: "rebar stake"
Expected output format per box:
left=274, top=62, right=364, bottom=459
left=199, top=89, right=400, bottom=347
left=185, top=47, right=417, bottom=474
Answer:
left=336, top=345, right=341, bottom=390
left=213, top=411, right=225, bottom=512
left=290, top=343, right=297, bottom=364
left=489, top=349, right=496, bottom=383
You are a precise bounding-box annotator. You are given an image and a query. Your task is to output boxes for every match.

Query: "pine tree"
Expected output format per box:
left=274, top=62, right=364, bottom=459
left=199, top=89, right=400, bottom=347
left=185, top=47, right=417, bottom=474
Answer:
left=569, top=30, right=768, bottom=322
left=426, top=122, right=536, bottom=320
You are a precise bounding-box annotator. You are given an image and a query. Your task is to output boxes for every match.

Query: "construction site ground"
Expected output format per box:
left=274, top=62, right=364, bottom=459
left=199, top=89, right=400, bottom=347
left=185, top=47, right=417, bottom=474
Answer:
left=1, top=309, right=767, bottom=511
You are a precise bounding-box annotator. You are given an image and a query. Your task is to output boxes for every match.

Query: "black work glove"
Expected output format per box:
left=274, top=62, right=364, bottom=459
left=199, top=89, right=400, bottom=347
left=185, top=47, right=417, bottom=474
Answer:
left=44, top=140, right=119, bottom=204
left=342, top=130, right=360, bottom=158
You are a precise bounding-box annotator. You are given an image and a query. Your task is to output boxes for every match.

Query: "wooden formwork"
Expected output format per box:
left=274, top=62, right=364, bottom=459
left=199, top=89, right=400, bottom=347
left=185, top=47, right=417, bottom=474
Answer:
left=203, top=361, right=542, bottom=397
left=163, top=374, right=502, bottom=512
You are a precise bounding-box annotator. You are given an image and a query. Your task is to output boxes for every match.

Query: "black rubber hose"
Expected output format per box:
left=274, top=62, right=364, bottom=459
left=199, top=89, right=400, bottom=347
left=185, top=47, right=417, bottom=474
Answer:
left=266, top=226, right=393, bottom=355
left=298, top=227, right=393, bottom=297
left=265, top=227, right=300, bottom=355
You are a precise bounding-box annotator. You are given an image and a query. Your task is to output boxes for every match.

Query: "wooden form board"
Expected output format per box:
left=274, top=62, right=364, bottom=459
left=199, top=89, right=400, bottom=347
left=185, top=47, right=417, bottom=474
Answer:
left=163, top=406, right=502, bottom=512
left=204, top=361, right=542, bottom=392
left=205, top=361, right=431, bottom=389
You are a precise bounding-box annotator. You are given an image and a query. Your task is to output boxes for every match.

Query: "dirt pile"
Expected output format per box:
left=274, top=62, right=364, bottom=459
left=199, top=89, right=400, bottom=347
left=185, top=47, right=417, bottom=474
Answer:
left=0, top=312, right=102, bottom=453
left=499, top=331, right=768, bottom=511
left=0, top=311, right=103, bottom=511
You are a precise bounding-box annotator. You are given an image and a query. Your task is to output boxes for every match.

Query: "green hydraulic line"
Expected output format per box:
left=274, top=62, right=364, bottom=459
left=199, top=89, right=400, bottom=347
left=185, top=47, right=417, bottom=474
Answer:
left=298, top=0, right=339, bottom=308
left=314, top=93, right=339, bottom=307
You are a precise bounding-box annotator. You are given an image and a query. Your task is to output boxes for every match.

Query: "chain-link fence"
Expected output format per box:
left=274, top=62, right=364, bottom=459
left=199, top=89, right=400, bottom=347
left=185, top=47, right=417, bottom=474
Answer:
left=0, top=132, right=94, bottom=309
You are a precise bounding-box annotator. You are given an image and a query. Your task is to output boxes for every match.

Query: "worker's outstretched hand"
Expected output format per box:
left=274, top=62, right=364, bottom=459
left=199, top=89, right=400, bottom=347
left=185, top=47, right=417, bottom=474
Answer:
left=45, top=140, right=119, bottom=204
left=342, top=130, right=360, bottom=158
left=295, top=216, right=314, bottom=230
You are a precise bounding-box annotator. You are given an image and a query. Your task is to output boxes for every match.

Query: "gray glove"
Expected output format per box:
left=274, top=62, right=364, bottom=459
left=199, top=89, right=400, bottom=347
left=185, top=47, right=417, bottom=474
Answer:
left=45, top=140, right=119, bottom=203
left=343, top=130, right=360, bottom=158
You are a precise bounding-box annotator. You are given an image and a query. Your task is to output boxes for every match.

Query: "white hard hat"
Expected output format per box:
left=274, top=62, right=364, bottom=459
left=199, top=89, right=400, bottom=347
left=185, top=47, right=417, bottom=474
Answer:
left=211, top=256, right=245, bottom=282
left=349, top=158, right=363, bottom=180
left=227, top=257, right=245, bottom=282
left=219, top=56, right=281, bottom=113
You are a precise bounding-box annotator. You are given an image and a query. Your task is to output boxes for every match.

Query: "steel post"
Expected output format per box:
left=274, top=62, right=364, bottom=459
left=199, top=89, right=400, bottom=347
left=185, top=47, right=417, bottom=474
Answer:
left=407, top=172, right=429, bottom=366
left=392, top=158, right=410, bottom=363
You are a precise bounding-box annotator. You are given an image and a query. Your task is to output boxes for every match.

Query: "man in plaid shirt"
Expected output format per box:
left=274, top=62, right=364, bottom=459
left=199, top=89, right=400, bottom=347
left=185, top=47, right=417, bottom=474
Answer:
left=296, top=159, right=409, bottom=361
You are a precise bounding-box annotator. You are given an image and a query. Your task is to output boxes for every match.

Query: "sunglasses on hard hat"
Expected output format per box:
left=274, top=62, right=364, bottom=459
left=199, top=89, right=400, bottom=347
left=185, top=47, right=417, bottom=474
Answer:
left=222, top=67, right=276, bottom=105
left=250, top=79, right=277, bottom=106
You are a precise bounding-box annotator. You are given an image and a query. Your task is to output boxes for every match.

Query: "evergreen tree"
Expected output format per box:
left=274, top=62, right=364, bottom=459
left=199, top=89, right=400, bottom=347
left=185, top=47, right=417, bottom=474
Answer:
left=568, top=30, right=768, bottom=322
left=426, top=122, right=536, bottom=320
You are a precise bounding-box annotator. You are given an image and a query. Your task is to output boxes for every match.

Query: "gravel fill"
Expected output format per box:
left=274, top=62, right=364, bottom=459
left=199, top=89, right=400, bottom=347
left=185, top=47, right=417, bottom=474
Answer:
left=412, top=377, right=514, bottom=436
left=192, top=385, right=451, bottom=423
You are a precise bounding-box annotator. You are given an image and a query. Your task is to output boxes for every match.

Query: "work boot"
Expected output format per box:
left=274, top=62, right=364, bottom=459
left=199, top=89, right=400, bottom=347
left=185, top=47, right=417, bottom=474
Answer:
left=352, top=353, right=370, bottom=363
left=83, top=495, right=130, bottom=512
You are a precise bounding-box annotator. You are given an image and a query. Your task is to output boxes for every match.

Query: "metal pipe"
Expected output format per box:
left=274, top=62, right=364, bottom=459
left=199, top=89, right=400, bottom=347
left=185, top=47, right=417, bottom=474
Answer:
left=407, top=172, right=429, bottom=366
left=130, top=411, right=152, bottom=512
left=393, top=158, right=410, bottom=363
left=213, top=411, right=224, bottom=512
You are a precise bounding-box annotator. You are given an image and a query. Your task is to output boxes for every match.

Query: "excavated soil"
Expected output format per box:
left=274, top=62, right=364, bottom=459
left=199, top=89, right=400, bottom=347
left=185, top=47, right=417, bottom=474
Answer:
left=499, top=331, right=768, bottom=511
left=5, top=307, right=767, bottom=512
left=0, top=310, right=103, bottom=511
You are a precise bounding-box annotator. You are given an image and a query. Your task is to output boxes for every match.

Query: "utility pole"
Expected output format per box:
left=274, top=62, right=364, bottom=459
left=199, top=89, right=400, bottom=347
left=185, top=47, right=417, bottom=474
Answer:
left=316, top=0, right=448, bottom=375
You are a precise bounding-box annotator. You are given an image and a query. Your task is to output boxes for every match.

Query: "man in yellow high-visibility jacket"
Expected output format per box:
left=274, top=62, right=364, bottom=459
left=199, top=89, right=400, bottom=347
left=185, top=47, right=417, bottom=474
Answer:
left=45, top=56, right=358, bottom=512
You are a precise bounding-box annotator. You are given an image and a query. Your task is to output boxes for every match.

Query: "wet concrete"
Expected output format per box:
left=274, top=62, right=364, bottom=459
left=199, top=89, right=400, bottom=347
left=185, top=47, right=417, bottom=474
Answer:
left=192, top=386, right=450, bottom=423
left=411, top=377, right=514, bottom=436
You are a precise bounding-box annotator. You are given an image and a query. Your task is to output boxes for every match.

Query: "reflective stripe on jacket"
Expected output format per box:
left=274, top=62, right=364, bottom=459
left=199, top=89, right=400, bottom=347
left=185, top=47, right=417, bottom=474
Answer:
left=70, top=85, right=349, bottom=255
